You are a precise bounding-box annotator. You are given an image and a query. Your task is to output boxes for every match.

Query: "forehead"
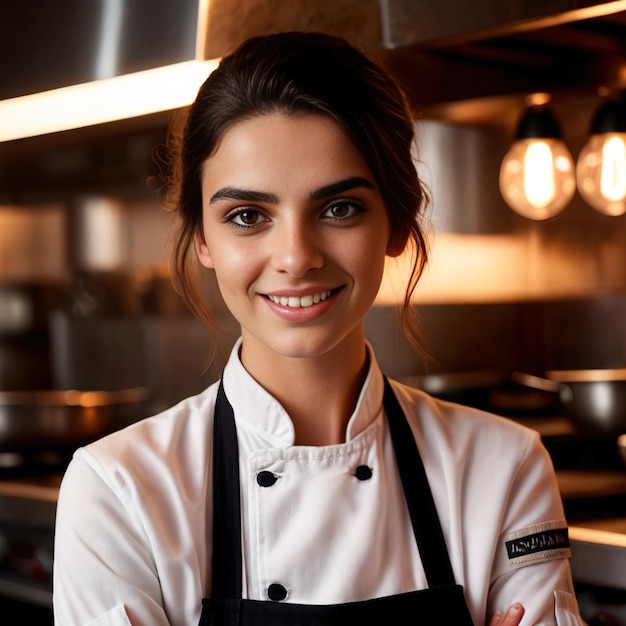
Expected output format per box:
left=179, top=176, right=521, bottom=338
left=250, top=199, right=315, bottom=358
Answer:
left=201, top=113, right=374, bottom=192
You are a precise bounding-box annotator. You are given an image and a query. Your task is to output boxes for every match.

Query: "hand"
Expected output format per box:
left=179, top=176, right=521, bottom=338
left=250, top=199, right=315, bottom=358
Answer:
left=489, top=603, right=525, bottom=626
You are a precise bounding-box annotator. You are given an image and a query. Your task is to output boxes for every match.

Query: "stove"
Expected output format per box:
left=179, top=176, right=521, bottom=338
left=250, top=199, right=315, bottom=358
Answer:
left=0, top=454, right=61, bottom=614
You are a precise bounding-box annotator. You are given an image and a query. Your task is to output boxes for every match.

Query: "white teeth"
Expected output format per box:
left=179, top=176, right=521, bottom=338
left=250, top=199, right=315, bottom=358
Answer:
left=268, top=291, right=332, bottom=308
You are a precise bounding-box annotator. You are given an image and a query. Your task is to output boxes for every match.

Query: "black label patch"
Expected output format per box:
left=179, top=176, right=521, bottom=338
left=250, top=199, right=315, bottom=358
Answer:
left=506, top=527, right=570, bottom=560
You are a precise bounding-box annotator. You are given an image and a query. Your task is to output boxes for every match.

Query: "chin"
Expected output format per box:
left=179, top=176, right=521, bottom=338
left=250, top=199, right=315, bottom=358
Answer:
left=242, top=328, right=334, bottom=359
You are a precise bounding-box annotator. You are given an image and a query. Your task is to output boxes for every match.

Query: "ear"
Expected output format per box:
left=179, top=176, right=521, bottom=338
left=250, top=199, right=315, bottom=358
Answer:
left=194, top=229, right=214, bottom=269
left=386, top=232, right=407, bottom=258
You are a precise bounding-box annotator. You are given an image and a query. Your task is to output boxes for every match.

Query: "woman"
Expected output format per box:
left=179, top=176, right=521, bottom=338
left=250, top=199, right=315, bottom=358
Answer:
left=53, top=32, right=584, bottom=626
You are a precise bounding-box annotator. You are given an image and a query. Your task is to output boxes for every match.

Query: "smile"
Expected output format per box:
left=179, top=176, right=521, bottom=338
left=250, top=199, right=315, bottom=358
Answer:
left=267, top=290, right=333, bottom=308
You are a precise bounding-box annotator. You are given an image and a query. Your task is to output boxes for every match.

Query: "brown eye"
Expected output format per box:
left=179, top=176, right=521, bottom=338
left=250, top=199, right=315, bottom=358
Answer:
left=330, top=203, right=350, bottom=218
left=323, top=201, right=362, bottom=220
left=230, top=209, right=265, bottom=227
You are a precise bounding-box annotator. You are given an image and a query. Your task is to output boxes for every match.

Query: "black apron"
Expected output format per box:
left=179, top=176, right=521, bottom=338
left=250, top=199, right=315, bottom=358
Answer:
left=199, top=377, right=475, bottom=626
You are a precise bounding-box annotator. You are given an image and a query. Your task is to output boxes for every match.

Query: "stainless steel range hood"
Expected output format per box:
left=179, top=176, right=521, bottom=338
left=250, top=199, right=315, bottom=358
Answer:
left=0, top=0, right=212, bottom=141
left=2, top=0, right=626, bottom=142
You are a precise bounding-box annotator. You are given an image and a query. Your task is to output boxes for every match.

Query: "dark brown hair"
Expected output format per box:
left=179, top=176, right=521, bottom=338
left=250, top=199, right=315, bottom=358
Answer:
left=166, top=31, right=430, bottom=354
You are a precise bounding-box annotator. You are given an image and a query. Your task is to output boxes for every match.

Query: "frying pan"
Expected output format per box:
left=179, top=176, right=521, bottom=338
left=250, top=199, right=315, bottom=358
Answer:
left=513, top=369, right=626, bottom=436
left=400, top=370, right=558, bottom=415
left=0, top=387, right=147, bottom=451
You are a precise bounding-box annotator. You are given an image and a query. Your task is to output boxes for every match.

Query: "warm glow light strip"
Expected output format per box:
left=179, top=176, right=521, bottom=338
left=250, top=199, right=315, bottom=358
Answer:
left=0, top=59, right=220, bottom=142
left=569, top=525, right=626, bottom=548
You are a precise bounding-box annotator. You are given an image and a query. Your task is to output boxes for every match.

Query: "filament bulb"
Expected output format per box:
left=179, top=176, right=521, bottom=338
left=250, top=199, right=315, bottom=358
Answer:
left=577, top=133, right=626, bottom=216
left=500, top=103, right=575, bottom=220
left=500, top=138, right=575, bottom=220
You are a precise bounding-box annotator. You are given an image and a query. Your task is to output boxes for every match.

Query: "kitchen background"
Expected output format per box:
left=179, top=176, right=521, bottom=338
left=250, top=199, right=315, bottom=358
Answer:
left=1, top=0, right=626, bottom=623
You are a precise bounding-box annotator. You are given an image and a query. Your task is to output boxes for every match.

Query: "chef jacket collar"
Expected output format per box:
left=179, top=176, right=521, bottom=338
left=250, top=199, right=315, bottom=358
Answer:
left=221, top=338, right=386, bottom=446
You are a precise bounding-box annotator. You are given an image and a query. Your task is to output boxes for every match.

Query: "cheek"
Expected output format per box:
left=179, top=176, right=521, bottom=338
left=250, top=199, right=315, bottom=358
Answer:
left=210, top=245, right=260, bottom=292
left=340, top=232, right=388, bottom=285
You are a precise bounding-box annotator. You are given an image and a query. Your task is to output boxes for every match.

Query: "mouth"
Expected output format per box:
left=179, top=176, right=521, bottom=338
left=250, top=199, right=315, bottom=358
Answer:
left=266, top=289, right=336, bottom=309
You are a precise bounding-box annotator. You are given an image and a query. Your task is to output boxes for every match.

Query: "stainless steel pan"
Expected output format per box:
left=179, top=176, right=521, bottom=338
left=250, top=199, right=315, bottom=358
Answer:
left=513, top=369, right=626, bottom=436
left=0, top=387, right=147, bottom=451
left=400, top=370, right=558, bottom=415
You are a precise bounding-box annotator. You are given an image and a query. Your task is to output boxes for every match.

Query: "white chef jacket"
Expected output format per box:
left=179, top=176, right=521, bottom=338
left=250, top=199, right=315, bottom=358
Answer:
left=53, top=339, right=583, bottom=626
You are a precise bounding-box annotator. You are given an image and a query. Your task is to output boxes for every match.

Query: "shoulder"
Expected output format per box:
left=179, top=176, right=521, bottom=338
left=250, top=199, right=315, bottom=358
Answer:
left=387, top=378, right=543, bottom=468
left=68, top=382, right=220, bottom=493
left=388, top=378, right=537, bottom=436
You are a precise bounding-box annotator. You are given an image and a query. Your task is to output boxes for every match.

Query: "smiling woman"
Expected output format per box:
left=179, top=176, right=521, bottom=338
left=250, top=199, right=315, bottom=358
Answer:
left=53, top=32, right=584, bottom=626
left=194, top=113, right=393, bottom=388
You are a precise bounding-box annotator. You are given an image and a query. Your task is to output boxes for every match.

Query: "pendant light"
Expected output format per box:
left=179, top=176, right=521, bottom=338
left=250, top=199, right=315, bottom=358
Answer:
left=499, top=95, right=576, bottom=220
left=576, top=91, right=626, bottom=216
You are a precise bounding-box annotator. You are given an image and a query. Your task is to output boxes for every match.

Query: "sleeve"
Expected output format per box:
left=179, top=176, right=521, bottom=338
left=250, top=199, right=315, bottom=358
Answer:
left=487, top=434, right=585, bottom=626
left=53, top=451, right=171, bottom=626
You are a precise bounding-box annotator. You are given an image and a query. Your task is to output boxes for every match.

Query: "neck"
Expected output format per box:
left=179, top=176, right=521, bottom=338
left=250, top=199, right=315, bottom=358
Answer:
left=240, top=331, right=369, bottom=446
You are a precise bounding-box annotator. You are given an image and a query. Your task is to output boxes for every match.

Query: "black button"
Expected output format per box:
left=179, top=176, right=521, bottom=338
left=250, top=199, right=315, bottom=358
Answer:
left=267, top=583, right=288, bottom=601
left=257, top=471, right=278, bottom=487
left=355, top=465, right=373, bottom=480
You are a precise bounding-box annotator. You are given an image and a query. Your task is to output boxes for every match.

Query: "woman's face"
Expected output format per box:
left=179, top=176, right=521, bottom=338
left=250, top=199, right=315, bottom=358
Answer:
left=195, top=112, right=395, bottom=366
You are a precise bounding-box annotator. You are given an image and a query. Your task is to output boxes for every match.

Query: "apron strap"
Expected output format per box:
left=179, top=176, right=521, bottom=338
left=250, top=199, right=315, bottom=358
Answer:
left=383, top=377, right=457, bottom=588
left=211, top=380, right=243, bottom=599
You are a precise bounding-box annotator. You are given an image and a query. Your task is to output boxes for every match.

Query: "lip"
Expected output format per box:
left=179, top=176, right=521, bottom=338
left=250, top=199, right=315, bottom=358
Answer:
left=262, top=287, right=342, bottom=321
left=265, top=286, right=338, bottom=298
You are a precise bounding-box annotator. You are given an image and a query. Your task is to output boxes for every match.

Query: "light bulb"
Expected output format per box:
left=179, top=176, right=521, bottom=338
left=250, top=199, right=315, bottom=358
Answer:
left=500, top=139, right=575, bottom=220
left=499, top=104, right=576, bottom=220
left=576, top=95, right=626, bottom=216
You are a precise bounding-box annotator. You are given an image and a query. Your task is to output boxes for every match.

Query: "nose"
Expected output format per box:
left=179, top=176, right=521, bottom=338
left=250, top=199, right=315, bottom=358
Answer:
left=269, top=217, right=324, bottom=277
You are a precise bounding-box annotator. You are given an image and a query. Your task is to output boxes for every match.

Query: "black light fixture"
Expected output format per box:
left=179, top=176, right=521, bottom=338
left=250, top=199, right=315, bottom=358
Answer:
left=499, top=94, right=576, bottom=220
left=576, top=91, right=626, bottom=216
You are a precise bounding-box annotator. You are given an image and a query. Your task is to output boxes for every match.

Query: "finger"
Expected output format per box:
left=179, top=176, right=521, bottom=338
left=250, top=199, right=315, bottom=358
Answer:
left=498, top=603, right=525, bottom=626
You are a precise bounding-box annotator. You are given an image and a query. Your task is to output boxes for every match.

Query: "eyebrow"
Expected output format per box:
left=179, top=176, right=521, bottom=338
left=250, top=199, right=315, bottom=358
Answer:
left=209, top=188, right=278, bottom=204
left=310, top=176, right=376, bottom=200
left=209, top=176, right=376, bottom=205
